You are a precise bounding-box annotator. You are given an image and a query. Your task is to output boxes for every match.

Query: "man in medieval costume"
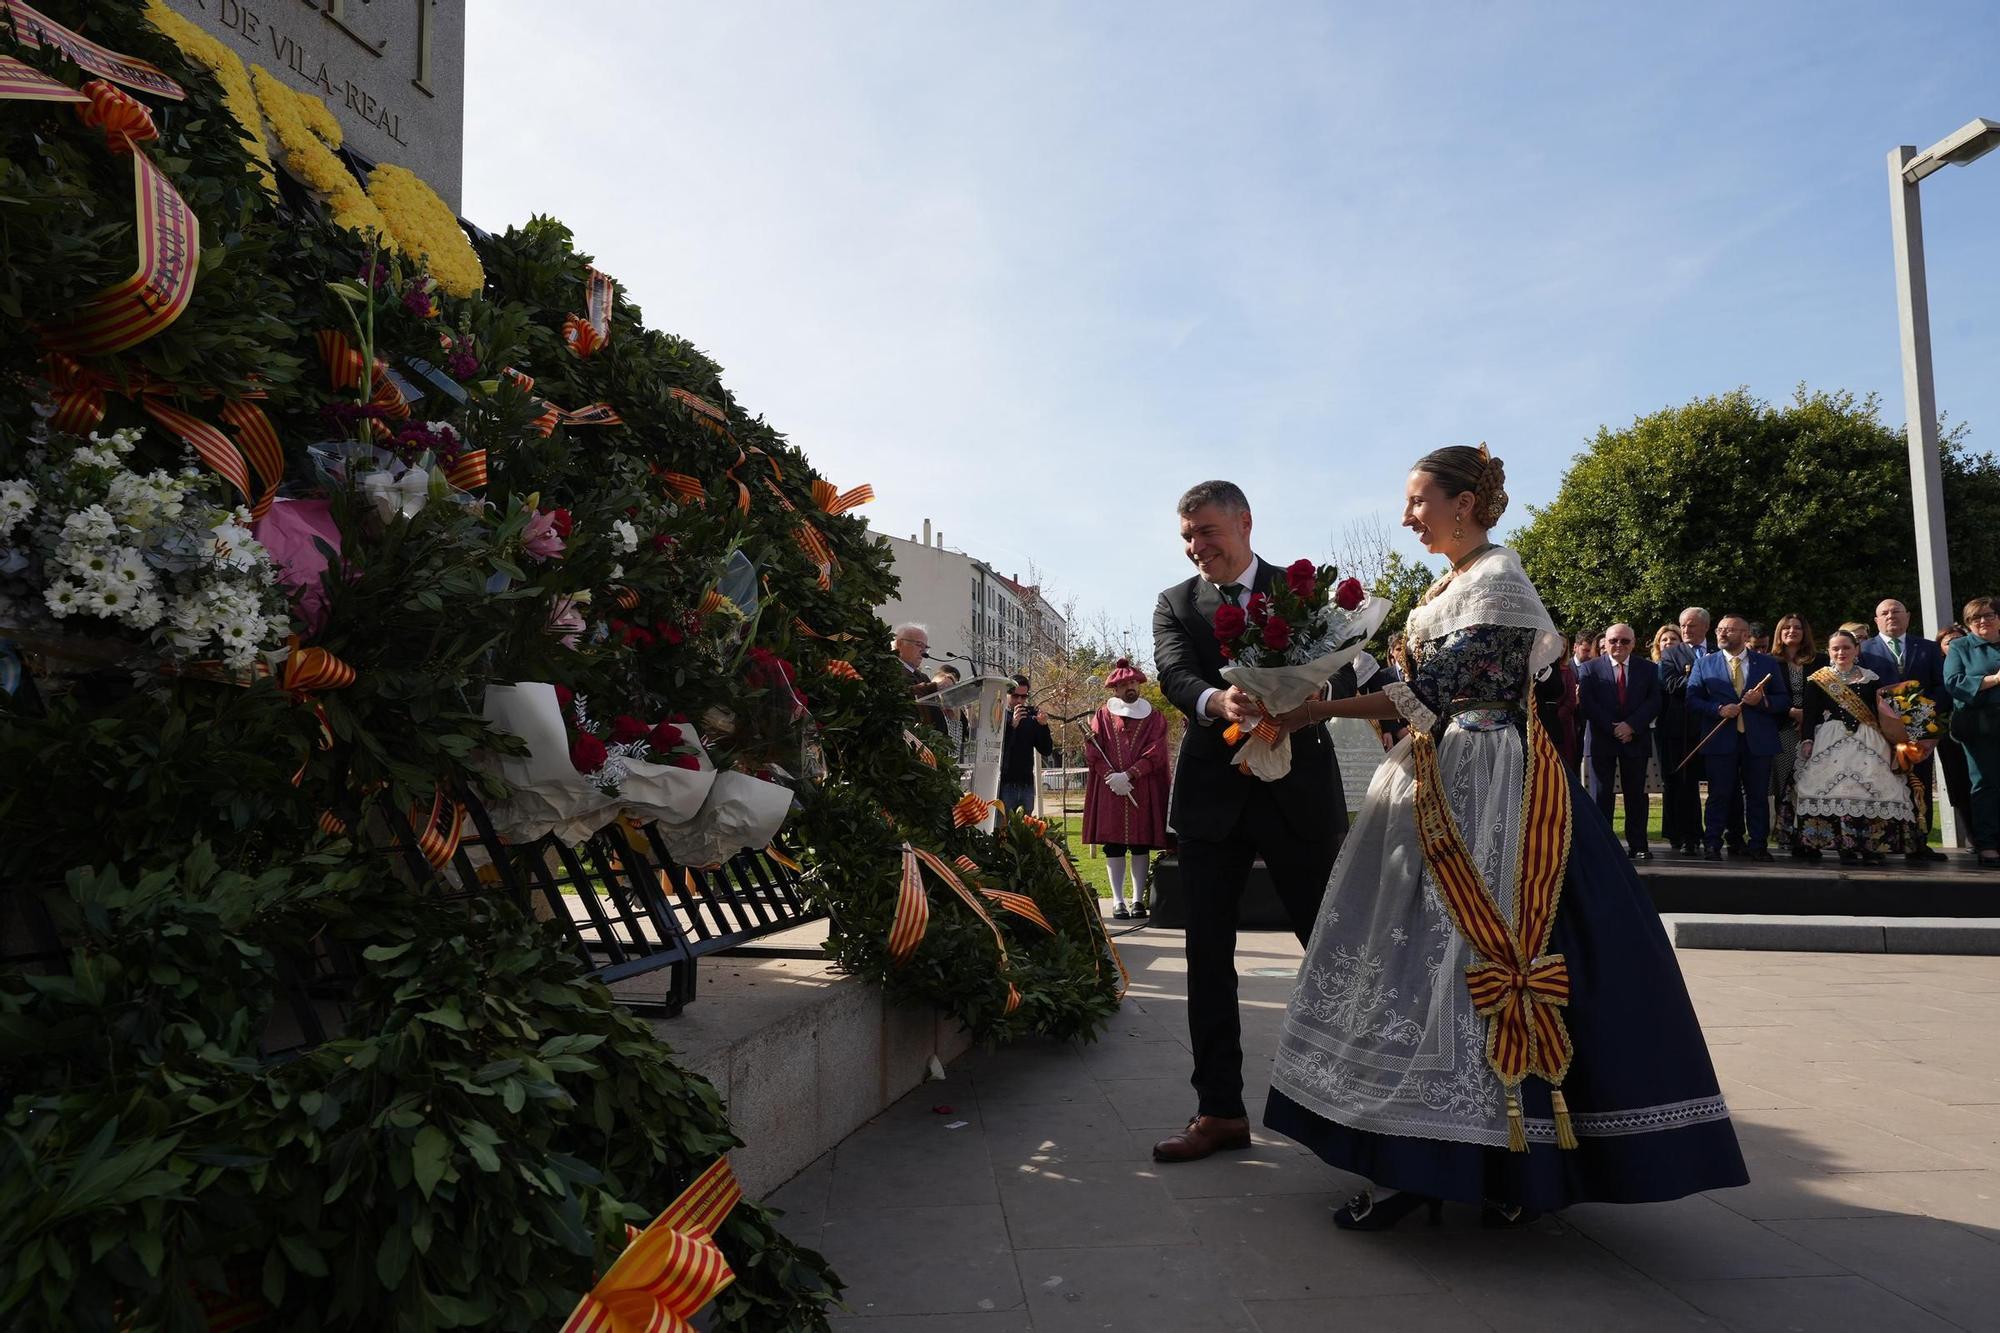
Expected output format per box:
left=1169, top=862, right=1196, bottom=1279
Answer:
left=1083, top=659, right=1171, bottom=918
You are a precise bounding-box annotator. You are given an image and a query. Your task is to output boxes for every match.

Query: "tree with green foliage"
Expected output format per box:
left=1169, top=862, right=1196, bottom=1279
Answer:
left=1513, top=388, right=2000, bottom=641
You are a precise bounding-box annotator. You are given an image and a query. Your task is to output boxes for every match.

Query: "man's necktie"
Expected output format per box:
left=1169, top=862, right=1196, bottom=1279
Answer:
left=1888, top=636, right=1904, bottom=669
left=1728, top=655, right=1746, bottom=733
left=1616, top=662, right=1626, bottom=709
left=1218, top=582, right=1244, bottom=605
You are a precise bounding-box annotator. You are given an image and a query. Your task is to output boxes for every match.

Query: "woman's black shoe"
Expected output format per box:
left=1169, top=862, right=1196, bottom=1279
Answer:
left=1481, top=1200, right=1543, bottom=1229
left=1332, top=1189, right=1443, bottom=1231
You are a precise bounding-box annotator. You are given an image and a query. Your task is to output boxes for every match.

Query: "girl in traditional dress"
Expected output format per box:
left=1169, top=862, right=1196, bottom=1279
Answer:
left=1259, top=445, right=1747, bottom=1229
left=1082, top=660, right=1170, bottom=918
left=1793, top=628, right=1917, bottom=865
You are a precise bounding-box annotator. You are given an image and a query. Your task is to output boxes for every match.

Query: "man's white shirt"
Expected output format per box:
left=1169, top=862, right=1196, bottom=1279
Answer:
left=1194, top=557, right=1259, bottom=726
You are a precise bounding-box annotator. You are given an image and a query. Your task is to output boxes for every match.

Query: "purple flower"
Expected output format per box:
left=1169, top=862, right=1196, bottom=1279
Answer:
left=521, top=507, right=566, bottom=563
left=445, top=349, right=479, bottom=378
left=403, top=284, right=440, bottom=318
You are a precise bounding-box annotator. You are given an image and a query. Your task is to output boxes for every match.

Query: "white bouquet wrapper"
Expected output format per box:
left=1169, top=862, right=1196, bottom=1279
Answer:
left=656, top=770, right=795, bottom=867
left=617, top=743, right=716, bottom=828
left=479, top=682, right=624, bottom=845
left=1218, top=595, right=1389, bottom=781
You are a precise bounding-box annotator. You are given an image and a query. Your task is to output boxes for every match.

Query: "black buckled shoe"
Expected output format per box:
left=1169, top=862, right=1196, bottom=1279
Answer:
left=1332, top=1189, right=1443, bottom=1231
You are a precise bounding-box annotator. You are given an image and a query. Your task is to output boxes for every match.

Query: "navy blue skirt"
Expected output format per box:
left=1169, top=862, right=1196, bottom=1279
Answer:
left=1265, top=774, right=1749, bottom=1211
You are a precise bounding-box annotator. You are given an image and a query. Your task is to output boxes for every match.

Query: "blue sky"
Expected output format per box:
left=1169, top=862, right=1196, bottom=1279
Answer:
left=465, top=2, right=2000, bottom=655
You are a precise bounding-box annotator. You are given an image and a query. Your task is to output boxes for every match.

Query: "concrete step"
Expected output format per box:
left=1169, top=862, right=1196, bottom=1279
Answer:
left=1664, top=913, right=2000, bottom=955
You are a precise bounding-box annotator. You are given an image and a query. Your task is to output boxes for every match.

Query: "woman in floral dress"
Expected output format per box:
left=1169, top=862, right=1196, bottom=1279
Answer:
left=1793, top=628, right=1915, bottom=865
left=1259, top=445, right=1746, bottom=1229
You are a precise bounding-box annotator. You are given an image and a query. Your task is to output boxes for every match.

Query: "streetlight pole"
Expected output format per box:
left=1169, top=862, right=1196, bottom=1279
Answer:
left=1886, top=117, right=2000, bottom=851
left=1885, top=146, right=1951, bottom=640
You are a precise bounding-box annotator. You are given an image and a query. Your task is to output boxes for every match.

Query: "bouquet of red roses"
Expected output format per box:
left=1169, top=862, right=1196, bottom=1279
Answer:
left=1214, top=559, right=1386, bottom=780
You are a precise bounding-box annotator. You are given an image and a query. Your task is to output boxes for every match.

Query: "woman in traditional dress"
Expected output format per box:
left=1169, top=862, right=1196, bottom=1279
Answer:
left=1768, top=614, right=1828, bottom=860
left=1944, top=597, right=2000, bottom=869
left=1081, top=659, right=1170, bottom=918
left=1792, top=628, right=1917, bottom=865
left=1260, top=445, right=1747, bottom=1229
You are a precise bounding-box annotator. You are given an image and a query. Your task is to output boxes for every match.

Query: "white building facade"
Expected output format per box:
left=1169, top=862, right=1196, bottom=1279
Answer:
left=873, top=522, right=1065, bottom=678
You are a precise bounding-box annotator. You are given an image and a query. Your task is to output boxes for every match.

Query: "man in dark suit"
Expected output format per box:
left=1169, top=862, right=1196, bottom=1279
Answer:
left=1149, top=480, right=1351, bottom=1164
left=1688, top=614, right=1791, bottom=862
left=1860, top=597, right=1949, bottom=863
left=1579, top=622, right=1661, bottom=860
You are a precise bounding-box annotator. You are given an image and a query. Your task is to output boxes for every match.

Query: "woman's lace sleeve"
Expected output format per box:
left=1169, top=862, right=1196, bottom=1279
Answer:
left=1382, top=681, right=1437, bottom=734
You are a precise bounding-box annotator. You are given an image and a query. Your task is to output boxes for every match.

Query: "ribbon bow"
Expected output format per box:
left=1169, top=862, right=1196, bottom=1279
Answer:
left=562, top=266, right=616, bottom=359
left=74, top=79, right=156, bottom=152
left=561, top=1157, right=742, bottom=1333
left=1463, top=954, right=1572, bottom=1086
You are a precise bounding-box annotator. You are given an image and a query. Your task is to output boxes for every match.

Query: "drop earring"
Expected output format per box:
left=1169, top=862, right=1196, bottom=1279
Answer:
left=1453, top=519, right=1464, bottom=540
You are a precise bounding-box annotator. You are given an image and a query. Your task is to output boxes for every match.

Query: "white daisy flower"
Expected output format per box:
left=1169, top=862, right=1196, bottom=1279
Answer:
left=613, top=519, right=640, bottom=554
left=43, top=579, right=82, bottom=618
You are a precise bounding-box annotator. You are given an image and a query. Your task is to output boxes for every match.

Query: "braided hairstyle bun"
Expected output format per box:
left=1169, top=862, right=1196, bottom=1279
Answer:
left=1415, top=443, right=1509, bottom=530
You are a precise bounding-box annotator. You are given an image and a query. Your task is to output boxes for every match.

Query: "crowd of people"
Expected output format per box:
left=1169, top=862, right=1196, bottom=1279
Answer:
left=1484, top=597, right=2000, bottom=869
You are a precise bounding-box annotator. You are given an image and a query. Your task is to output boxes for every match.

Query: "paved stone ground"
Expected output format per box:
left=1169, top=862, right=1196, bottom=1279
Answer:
left=768, top=928, right=2000, bottom=1332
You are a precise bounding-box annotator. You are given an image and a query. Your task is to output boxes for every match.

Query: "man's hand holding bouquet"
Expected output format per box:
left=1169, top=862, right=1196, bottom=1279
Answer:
left=1213, top=559, right=1387, bottom=780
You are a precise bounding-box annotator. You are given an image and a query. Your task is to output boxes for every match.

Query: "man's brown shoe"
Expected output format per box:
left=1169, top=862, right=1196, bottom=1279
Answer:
left=1152, top=1115, right=1251, bottom=1163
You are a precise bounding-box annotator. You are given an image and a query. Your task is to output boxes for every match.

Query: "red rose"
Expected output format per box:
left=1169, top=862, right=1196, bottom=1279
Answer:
left=1262, top=616, right=1292, bottom=651
left=1245, top=592, right=1270, bottom=623
left=667, top=712, right=689, bottom=724
left=553, top=684, right=574, bottom=709
left=666, top=752, right=700, bottom=770
left=549, top=507, right=574, bottom=538
left=1286, top=559, right=1317, bottom=598
left=569, top=734, right=608, bottom=773
left=609, top=714, right=648, bottom=744
left=1213, top=603, right=1247, bottom=639
left=1219, top=641, right=1235, bottom=660
left=650, top=533, right=675, bottom=552
left=650, top=722, right=685, bottom=751
left=1333, top=576, right=1365, bottom=611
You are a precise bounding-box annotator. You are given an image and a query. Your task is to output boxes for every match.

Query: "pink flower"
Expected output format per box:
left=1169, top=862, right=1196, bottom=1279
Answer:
left=569, top=734, right=607, bottom=773
left=546, top=596, right=586, bottom=649
left=521, top=507, right=566, bottom=562
left=1286, top=559, right=1317, bottom=599
left=1262, top=616, right=1292, bottom=651
left=1333, top=577, right=1365, bottom=611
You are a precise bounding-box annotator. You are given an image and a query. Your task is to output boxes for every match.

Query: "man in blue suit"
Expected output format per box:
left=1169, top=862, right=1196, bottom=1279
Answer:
left=1688, top=614, right=1791, bottom=862
left=1579, top=622, right=1662, bottom=859
left=1860, top=597, right=1948, bottom=863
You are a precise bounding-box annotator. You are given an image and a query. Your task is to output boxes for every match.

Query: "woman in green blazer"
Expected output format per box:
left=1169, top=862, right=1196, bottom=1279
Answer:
left=1943, top=595, right=2000, bottom=868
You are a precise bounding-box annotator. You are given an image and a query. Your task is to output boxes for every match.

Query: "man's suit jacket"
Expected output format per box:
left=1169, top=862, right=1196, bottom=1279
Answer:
left=1688, top=649, right=1791, bottom=758
left=1578, top=655, right=1660, bottom=757
left=1859, top=632, right=1944, bottom=698
left=1152, top=555, right=1351, bottom=842
left=1655, top=643, right=1698, bottom=742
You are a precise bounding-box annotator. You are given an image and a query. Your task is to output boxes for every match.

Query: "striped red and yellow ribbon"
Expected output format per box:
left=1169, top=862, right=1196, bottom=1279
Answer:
left=1, top=1, right=185, bottom=99
left=951, top=793, right=990, bottom=828
left=561, top=265, right=616, bottom=358
left=8, top=67, right=200, bottom=356
left=44, top=353, right=283, bottom=519
left=811, top=479, right=875, bottom=516
left=903, top=729, right=937, bottom=768
left=404, top=787, right=467, bottom=870
left=561, top=1157, right=741, bottom=1333
left=825, top=659, right=862, bottom=681
left=794, top=618, right=856, bottom=642
left=949, top=856, right=1056, bottom=934
left=1054, top=844, right=1130, bottom=999
left=1409, top=708, right=1574, bottom=1150
left=888, top=845, right=1022, bottom=1013
left=668, top=387, right=729, bottom=435
left=500, top=368, right=623, bottom=436
left=657, top=469, right=706, bottom=504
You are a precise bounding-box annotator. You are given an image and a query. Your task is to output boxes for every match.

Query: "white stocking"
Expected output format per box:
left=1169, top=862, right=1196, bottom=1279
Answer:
left=1130, top=853, right=1151, bottom=900
left=1106, top=855, right=1127, bottom=905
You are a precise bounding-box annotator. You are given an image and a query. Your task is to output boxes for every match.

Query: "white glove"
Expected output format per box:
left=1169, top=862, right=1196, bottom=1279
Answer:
left=1106, top=772, right=1134, bottom=797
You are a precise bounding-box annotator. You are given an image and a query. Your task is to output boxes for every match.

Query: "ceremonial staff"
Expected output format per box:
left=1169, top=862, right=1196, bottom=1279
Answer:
left=1675, top=671, right=1774, bottom=773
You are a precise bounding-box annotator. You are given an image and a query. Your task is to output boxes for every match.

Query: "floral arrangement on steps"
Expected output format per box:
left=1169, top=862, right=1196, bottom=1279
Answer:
left=0, top=2, right=1121, bottom=1327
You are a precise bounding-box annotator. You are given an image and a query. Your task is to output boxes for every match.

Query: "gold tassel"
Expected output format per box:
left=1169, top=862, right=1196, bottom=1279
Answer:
left=1551, top=1088, right=1579, bottom=1150
left=1505, top=1089, right=1528, bottom=1153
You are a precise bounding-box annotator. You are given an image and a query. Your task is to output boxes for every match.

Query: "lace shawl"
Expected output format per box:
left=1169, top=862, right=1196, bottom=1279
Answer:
left=1405, top=547, right=1565, bottom=680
